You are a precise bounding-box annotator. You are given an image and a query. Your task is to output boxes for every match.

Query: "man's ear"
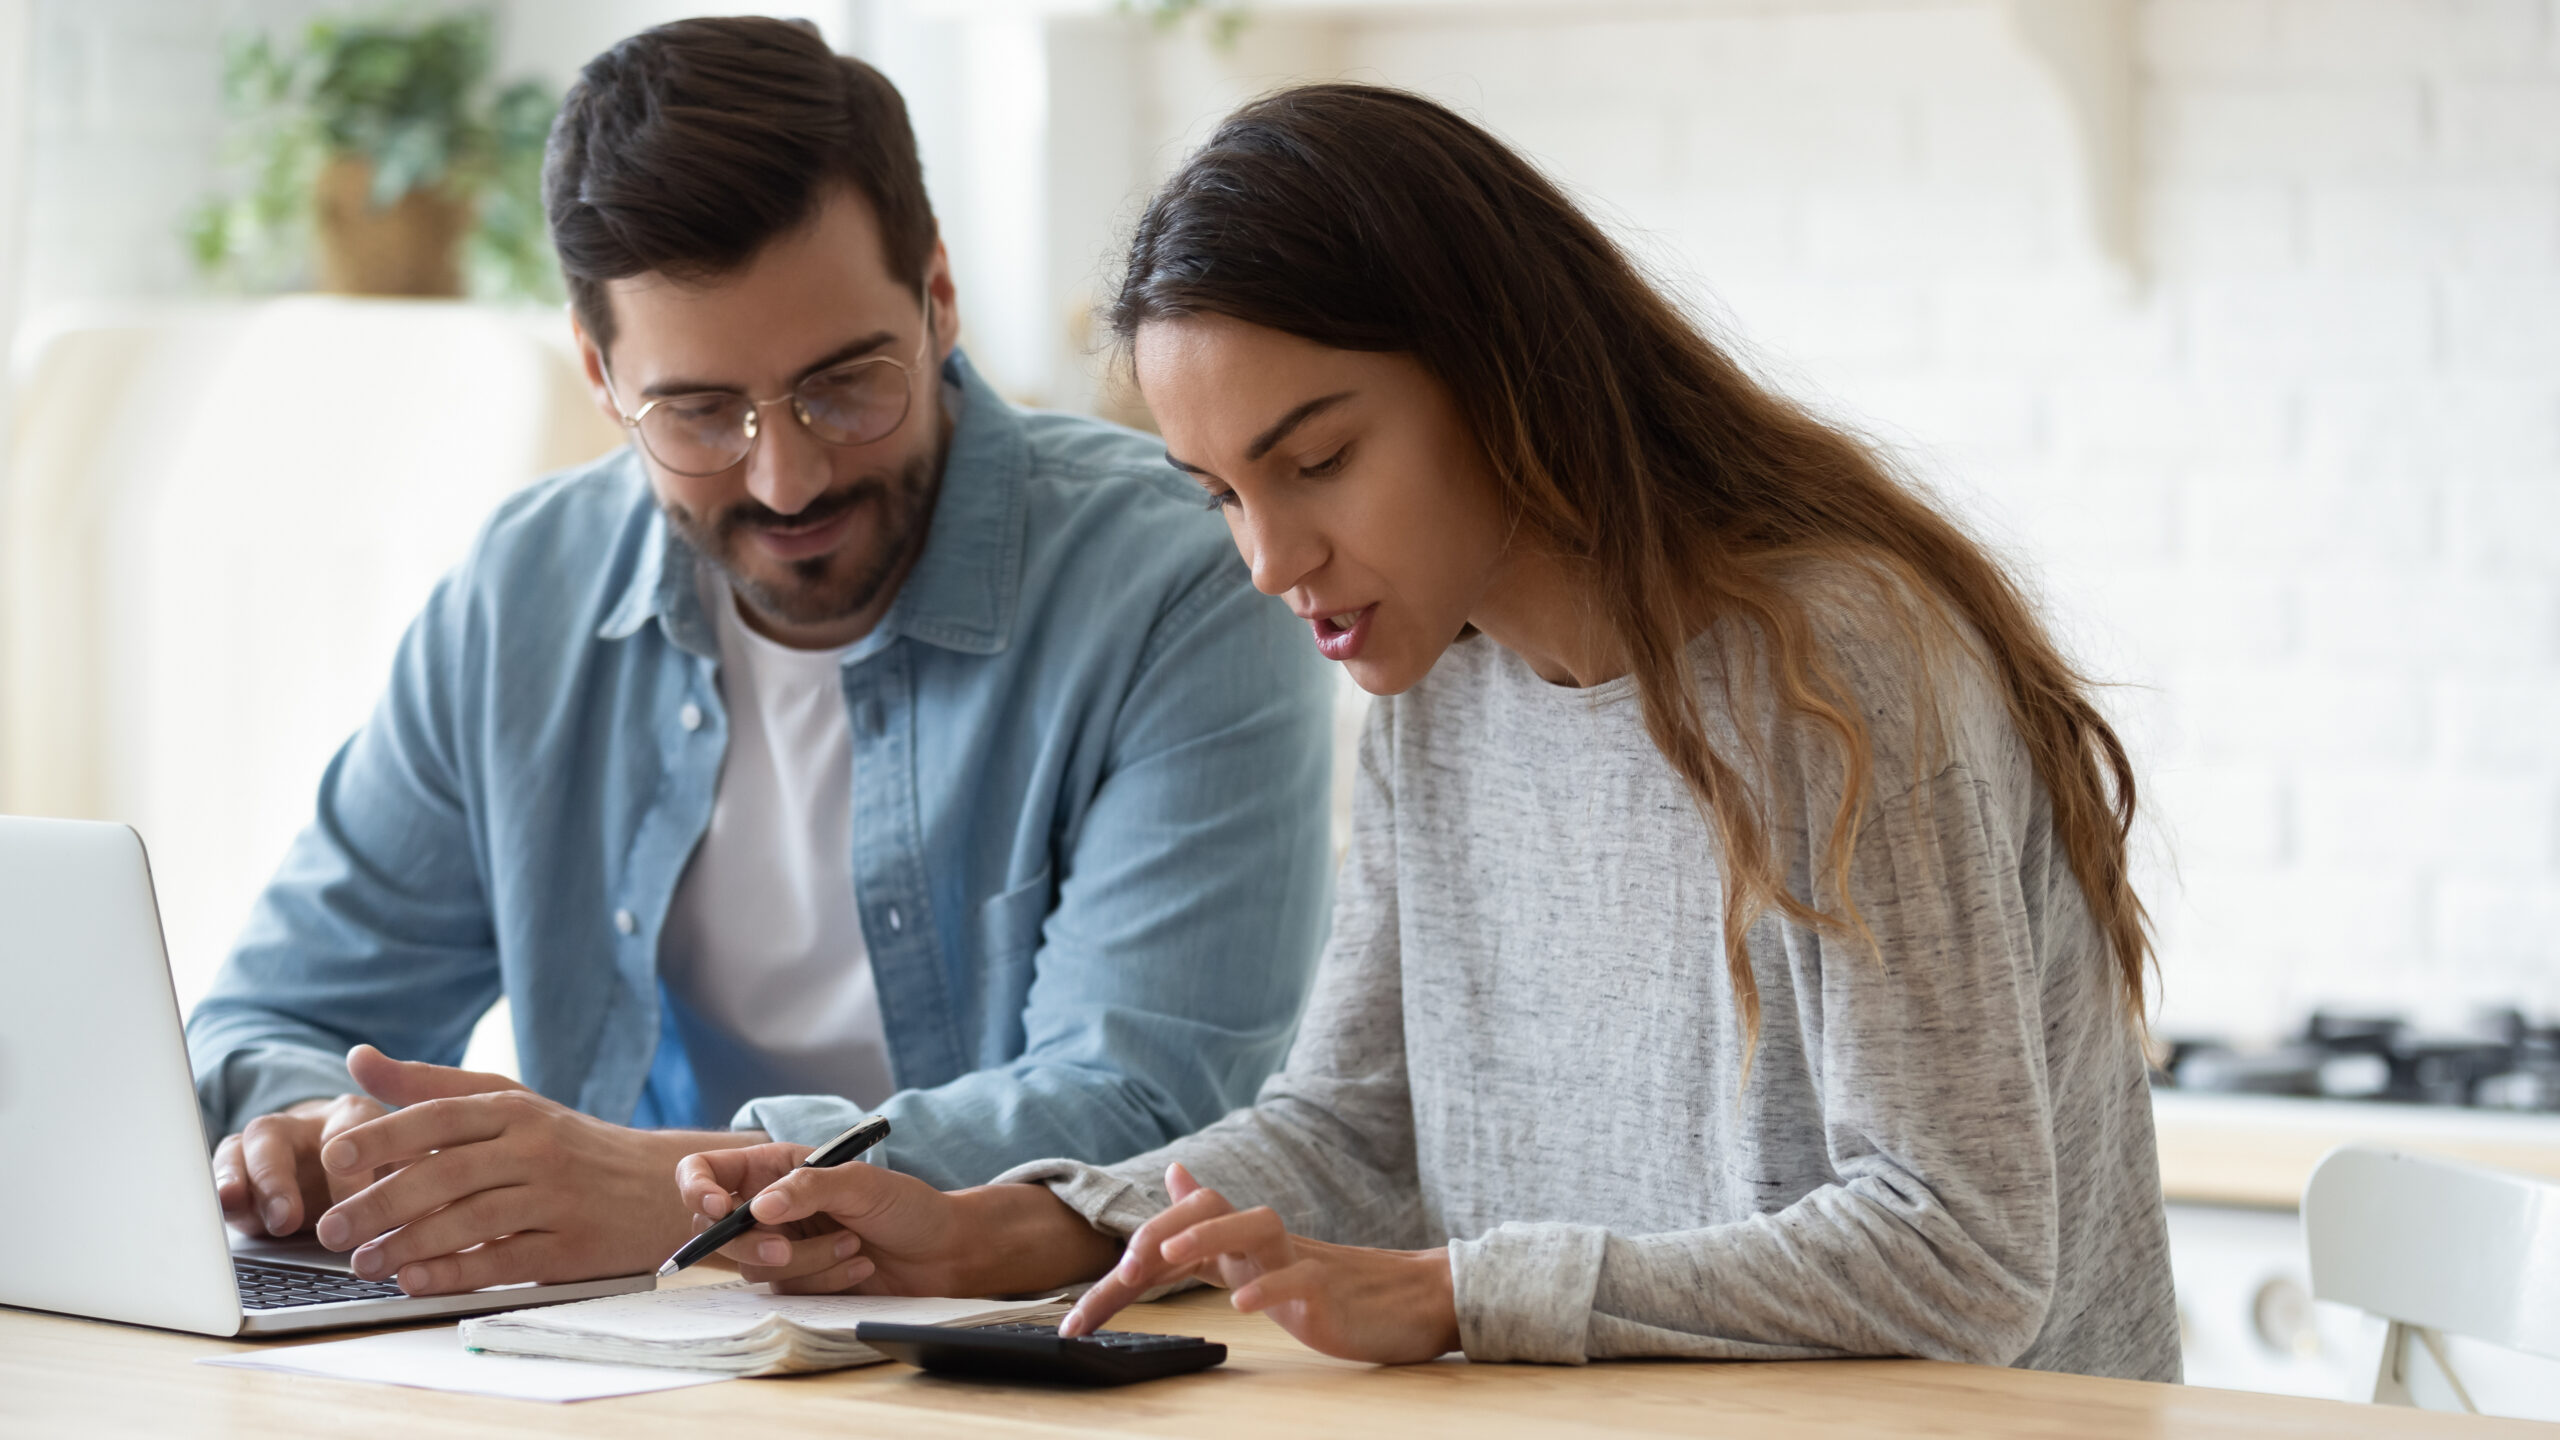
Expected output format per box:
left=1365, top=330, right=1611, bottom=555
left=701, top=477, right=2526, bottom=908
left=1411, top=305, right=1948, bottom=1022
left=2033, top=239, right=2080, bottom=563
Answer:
left=924, top=236, right=960, bottom=364
left=569, top=309, right=625, bottom=426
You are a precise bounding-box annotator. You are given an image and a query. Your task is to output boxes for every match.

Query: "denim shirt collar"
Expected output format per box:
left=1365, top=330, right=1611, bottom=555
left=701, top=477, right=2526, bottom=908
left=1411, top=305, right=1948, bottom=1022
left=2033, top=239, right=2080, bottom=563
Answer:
left=595, top=349, right=1027, bottom=660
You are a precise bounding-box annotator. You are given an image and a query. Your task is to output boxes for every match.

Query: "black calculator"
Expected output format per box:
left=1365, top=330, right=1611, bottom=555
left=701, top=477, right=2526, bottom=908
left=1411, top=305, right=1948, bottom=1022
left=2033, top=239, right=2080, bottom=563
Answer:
left=853, top=1320, right=1227, bottom=1386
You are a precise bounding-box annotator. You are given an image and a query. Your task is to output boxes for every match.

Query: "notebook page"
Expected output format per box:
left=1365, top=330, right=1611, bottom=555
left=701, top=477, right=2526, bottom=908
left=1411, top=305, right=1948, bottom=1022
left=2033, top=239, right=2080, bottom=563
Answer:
left=474, top=1280, right=1058, bottom=1342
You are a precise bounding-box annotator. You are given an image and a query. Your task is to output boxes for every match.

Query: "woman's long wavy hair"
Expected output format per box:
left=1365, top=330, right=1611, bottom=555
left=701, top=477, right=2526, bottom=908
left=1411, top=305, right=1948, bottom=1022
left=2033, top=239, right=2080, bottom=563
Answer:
left=1110, top=83, right=2152, bottom=1055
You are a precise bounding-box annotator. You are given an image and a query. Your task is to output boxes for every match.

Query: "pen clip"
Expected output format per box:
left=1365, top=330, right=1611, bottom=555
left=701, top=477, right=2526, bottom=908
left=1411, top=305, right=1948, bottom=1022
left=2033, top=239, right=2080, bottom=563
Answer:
left=803, top=1114, right=890, bottom=1168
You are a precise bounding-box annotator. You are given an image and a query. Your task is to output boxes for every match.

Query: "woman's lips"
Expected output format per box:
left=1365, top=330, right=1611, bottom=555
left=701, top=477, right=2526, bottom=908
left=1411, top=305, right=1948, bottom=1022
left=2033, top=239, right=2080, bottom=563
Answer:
left=1312, top=604, right=1374, bottom=662
left=746, top=507, right=856, bottom=563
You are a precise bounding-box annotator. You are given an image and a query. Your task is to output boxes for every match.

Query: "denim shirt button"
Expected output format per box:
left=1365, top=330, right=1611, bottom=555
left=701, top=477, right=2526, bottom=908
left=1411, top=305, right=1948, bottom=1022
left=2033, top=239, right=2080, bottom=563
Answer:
left=856, top=699, right=881, bottom=736
left=678, top=702, right=703, bottom=732
left=614, top=908, right=638, bottom=935
left=885, top=905, right=904, bottom=934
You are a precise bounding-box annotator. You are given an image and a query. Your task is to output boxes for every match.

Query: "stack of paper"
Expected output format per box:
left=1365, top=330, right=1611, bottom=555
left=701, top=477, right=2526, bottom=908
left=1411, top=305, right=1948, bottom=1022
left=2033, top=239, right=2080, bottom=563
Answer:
left=458, top=1280, right=1068, bottom=1377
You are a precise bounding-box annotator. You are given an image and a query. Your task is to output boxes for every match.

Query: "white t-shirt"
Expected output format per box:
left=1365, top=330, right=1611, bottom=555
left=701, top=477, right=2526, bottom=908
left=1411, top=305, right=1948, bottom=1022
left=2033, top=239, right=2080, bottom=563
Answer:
left=659, top=575, right=896, bottom=1113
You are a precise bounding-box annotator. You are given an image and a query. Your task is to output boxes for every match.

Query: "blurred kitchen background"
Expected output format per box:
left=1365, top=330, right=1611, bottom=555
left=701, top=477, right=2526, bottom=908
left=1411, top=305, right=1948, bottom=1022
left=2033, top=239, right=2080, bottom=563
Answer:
left=1, top=0, right=2556, bottom=1406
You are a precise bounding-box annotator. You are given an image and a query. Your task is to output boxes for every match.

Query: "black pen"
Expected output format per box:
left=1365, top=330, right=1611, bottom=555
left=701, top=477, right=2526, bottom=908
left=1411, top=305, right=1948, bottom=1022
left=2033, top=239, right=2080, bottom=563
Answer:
left=659, top=1115, right=891, bottom=1278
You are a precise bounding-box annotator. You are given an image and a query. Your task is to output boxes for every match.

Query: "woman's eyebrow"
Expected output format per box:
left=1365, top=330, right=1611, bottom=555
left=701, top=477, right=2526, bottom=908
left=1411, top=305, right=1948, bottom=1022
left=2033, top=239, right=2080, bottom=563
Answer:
left=1245, top=391, right=1355, bottom=460
left=1163, top=389, right=1359, bottom=477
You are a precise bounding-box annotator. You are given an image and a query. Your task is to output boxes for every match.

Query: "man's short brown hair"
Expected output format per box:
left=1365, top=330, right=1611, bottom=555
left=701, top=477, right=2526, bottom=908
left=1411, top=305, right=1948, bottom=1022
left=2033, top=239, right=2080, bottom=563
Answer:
left=543, top=17, right=937, bottom=351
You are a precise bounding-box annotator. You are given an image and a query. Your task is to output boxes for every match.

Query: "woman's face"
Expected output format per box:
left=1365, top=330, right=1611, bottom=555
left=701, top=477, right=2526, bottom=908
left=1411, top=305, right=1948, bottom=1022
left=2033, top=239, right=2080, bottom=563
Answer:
left=1133, top=315, right=1512, bottom=696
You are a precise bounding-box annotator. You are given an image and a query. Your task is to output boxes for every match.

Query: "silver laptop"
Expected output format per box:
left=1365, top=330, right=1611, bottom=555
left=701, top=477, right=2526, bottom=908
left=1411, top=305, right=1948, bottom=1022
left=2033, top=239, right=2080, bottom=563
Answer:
left=0, top=815, right=652, bottom=1336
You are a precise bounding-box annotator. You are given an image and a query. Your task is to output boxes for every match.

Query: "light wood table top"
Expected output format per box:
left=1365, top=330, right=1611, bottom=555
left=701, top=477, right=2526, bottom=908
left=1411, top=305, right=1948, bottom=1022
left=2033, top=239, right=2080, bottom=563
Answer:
left=0, top=1281, right=2544, bottom=1438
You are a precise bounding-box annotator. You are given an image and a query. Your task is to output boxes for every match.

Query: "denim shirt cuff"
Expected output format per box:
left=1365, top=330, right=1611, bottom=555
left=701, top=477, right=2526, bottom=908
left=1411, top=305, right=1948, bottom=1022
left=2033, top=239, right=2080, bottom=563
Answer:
left=192, top=1044, right=357, bottom=1146
left=729, top=1092, right=876, bottom=1149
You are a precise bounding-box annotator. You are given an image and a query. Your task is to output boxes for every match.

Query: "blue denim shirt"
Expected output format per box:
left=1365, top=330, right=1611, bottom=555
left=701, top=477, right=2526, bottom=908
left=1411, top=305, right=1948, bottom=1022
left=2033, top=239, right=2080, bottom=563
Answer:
left=185, top=353, right=1335, bottom=1189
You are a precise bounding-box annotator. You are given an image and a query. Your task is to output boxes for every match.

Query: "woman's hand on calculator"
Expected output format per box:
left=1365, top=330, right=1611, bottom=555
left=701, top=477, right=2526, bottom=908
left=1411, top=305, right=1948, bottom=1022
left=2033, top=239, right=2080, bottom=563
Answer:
left=1060, top=1162, right=1461, bottom=1365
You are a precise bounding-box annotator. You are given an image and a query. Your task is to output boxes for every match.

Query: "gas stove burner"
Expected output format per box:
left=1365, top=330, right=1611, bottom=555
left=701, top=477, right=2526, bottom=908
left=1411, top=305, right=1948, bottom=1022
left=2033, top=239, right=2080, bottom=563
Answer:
left=2159, top=1008, right=2560, bottom=1111
left=2169, top=1045, right=2323, bottom=1097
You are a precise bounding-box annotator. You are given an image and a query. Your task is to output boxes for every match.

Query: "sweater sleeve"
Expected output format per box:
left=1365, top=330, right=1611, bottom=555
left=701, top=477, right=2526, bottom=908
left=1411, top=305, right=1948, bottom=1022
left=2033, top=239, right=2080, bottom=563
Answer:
left=991, top=700, right=1427, bottom=1250
left=1450, top=761, right=2064, bottom=1366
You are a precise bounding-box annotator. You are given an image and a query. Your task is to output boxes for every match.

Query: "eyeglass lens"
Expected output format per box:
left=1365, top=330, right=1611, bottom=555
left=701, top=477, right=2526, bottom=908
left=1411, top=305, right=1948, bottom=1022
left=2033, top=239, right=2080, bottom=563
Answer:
left=638, top=358, right=915, bottom=477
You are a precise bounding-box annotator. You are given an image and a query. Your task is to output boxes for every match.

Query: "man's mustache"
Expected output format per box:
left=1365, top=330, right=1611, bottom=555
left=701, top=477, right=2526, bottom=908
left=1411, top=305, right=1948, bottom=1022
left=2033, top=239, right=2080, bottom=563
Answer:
left=715, top=480, right=883, bottom=538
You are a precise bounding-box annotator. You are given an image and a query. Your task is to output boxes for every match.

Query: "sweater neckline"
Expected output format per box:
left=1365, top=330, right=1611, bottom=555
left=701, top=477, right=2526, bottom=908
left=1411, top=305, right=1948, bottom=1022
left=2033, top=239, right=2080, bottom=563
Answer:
left=1476, top=633, right=1643, bottom=709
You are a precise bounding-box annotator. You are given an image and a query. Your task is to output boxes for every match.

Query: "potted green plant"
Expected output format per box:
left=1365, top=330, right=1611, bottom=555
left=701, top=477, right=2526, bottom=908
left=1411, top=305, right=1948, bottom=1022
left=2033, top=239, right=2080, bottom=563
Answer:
left=187, top=9, right=559, bottom=301
left=1121, top=0, right=1252, bottom=48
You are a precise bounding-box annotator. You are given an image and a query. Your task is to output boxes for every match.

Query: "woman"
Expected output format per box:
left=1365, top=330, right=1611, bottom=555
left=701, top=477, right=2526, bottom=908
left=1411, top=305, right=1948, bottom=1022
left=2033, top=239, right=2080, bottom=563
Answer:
left=676, top=83, right=2179, bottom=1381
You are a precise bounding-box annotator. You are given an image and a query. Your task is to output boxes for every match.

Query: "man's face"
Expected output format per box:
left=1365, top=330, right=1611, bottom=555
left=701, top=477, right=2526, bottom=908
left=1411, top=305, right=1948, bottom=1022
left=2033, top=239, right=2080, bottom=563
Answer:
left=579, top=186, right=960, bottom=648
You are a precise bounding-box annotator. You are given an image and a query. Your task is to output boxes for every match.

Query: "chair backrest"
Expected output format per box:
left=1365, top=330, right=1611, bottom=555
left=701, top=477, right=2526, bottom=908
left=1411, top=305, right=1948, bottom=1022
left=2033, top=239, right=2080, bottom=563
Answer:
left=2304, top=1144, right=2560, bottom=1360
left=2303, top=1144, right=2560, bottom=1416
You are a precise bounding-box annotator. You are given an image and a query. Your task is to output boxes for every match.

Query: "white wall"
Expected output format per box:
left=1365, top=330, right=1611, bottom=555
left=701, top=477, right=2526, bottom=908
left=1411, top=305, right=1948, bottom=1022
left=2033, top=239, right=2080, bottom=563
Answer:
left=23, top=0, right=341, bottom=310
left=0, top=0, right=34, bottom=551
left=0, top=2, right=32, bottom=346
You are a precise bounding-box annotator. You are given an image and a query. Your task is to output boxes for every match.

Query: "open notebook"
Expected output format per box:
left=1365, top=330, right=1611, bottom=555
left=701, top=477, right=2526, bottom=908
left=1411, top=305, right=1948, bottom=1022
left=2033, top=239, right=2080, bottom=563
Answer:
left=458, top=1281, right=1069, bottom=1376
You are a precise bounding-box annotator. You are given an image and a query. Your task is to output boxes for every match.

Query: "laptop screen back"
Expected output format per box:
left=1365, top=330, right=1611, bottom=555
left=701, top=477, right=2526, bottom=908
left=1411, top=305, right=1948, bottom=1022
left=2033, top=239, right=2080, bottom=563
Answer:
left=0, top=816, right=243, bottom=1334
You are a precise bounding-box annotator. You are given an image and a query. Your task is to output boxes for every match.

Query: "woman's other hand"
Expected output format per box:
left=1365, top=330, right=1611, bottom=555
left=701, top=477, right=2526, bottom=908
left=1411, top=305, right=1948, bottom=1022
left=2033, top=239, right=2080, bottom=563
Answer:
left=1060, top=1162, right=1460, bottom=1364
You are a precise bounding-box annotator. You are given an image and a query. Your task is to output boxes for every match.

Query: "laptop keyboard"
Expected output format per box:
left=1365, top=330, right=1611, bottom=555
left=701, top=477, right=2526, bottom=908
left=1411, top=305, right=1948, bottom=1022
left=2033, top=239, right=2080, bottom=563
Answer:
left=233, top=1257, right=409, bottom=1310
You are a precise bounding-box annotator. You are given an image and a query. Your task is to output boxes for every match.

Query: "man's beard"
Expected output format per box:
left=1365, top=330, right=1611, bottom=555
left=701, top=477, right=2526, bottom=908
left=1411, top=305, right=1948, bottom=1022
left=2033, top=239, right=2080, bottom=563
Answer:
left=666, top=449, right=940, bottom=630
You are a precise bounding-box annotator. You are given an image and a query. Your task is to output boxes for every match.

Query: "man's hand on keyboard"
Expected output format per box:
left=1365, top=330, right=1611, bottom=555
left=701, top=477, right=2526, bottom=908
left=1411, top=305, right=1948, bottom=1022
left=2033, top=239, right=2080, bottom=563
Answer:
left=213, top=1091, right=390, bottom=1238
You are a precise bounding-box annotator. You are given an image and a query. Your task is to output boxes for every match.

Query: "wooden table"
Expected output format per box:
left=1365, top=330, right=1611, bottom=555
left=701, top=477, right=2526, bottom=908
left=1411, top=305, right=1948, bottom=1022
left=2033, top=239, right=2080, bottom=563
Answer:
left=1, top=1285, right=2544, bottom=1438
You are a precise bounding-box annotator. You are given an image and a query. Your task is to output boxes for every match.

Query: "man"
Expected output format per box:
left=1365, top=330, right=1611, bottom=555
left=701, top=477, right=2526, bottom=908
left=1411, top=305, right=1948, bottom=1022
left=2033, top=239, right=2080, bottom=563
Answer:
left=184, top=16, right=1334, bottom=1296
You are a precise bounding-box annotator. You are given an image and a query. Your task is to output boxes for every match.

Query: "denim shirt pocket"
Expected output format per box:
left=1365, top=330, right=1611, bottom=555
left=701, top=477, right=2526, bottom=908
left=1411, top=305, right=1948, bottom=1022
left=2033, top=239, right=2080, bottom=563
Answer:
left=974, top=865, right=1053, bottom=969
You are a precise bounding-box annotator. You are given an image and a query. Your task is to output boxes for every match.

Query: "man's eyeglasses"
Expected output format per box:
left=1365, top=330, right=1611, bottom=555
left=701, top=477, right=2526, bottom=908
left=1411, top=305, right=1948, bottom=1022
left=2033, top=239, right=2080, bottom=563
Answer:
left=600, top=296, right=936, bottom=479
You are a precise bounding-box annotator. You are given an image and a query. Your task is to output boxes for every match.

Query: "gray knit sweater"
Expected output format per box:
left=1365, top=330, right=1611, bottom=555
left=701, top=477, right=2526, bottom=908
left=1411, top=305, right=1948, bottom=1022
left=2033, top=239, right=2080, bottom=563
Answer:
left=997, top=579, right=2180, bottom=1381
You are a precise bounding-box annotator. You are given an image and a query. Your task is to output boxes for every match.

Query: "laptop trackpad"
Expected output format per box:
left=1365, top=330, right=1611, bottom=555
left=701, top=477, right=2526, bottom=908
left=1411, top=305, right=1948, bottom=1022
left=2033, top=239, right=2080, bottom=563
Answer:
left=227, top=1230, right=356, bottom=1274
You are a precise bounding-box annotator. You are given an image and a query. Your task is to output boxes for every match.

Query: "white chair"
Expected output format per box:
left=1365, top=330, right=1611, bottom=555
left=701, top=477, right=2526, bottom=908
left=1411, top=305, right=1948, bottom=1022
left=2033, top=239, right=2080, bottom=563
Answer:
left=2302, top=1143, right=2560, bottom=1420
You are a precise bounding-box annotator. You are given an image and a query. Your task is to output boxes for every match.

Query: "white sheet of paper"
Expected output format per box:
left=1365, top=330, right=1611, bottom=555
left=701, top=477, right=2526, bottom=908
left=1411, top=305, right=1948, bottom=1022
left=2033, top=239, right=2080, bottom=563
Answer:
left=198, top=1325, right=731, bottom=1403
